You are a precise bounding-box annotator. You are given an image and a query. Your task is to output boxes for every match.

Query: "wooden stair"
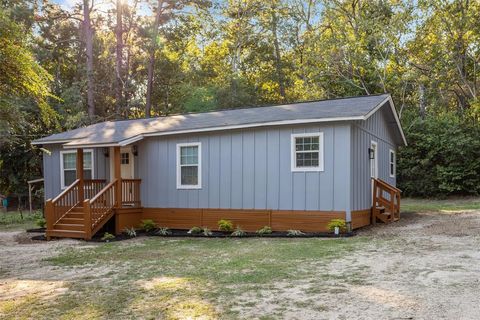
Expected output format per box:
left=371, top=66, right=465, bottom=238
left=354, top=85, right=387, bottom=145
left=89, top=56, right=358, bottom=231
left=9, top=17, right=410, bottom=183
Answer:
left=47, top=207, right=87, bottom=239
left=372, top=179, right=401, bottom=225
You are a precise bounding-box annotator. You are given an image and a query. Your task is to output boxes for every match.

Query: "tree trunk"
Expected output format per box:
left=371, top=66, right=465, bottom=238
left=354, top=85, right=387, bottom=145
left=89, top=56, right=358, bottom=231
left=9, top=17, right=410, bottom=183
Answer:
left=419, top=83, right=426, bottom=120
left=146, top=0, right=164, bottom=118
left=115, top=0, right=123, bottom=118
left=271, top=7, right=286, bottom=101
left=83, top=0, right=95, bottom=119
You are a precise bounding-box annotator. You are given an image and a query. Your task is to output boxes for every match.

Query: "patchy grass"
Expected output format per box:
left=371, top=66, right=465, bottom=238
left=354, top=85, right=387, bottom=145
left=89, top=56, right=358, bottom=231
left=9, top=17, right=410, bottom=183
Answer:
left=0, top=211, right=42, bottom=230
left=0, top=237, right=367, bottom=319
left=402, top=197, right=480, bottom=213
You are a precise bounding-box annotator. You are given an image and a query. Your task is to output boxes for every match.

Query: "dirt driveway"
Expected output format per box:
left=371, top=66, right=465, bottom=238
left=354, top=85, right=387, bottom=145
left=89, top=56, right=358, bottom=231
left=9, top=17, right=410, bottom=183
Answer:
left=1, top=211, right=480, bottom=319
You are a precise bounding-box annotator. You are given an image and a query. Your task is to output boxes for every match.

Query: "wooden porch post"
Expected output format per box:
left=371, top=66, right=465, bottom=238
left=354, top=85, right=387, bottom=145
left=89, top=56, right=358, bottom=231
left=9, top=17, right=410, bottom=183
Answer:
left=113, top=146, right=122, bottom=207
left=76, top=148, right=84, bottom=202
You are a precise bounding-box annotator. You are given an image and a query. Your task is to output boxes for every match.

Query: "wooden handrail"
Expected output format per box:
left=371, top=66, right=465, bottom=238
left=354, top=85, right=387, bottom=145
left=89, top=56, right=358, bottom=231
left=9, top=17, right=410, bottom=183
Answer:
left=372, top=178, right=401, bottom=224
left=52, top=179, right=80, bottom=204
left=373, top=178, right=402, bottom=193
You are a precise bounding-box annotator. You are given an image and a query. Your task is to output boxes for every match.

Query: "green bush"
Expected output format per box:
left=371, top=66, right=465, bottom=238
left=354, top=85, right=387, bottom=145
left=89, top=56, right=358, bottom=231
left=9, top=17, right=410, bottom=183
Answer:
left=256, top=226, right=272, bottom=235
left=202, top=227, right=213, bottom=236
left=140, top=219, right=157, bottom=232
left=398, top=115, right=480, bottom=197
left=327, top=219, right=347, bottom=233
left=156, top=227, right=171, bottom=236
left=187, top=226, right=202, bottom=235
left=217, top=219, right=234, bottom=232
left=287, top=229, right=305, bottom=236
left=101, top=232, right=115, bottom=242
left=231, top=226, right=246, bottom=237
left=35, top=217, right=46, bottom=228
left=123, top=227, right=136, bottom=238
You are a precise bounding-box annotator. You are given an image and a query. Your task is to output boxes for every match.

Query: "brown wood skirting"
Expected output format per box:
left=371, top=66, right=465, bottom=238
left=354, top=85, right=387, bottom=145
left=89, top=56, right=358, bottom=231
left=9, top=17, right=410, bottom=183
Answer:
left=142, top=208, right=346, bottom=232
left=115, top=207, right=144, bottom=234
left=351, top=209, right=371, bottom=229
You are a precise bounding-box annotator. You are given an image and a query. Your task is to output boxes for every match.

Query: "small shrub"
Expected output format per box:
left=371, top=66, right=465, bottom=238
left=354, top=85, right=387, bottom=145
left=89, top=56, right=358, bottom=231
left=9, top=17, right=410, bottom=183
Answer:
left=187, top=226, right=203, bottom=235
left=287, top=229, right=305, bottom=236
left=231, top=226, right=246, bottom=237
left=123, top=227, right=137, bottom=238
left=156, top=227, right=171, bottom=236
left=256, top=226, right=272, bottom=235
left=140, top=219, right=157, bottom=232
left=35, top=218, right=46, bottom=228
left=217, top=219, right=234, bottom=232
left=202, top=227, right=213, bottom=236
left=327, top=219, right=347, bottom=233
left=101, top=232, right=115, bottom=242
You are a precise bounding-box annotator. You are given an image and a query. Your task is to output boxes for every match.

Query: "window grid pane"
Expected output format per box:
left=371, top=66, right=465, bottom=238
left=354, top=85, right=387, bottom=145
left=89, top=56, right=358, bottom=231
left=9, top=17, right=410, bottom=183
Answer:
left=181, top=166, right=198, bottom=185
left=294, top=136, right=320, bottom=168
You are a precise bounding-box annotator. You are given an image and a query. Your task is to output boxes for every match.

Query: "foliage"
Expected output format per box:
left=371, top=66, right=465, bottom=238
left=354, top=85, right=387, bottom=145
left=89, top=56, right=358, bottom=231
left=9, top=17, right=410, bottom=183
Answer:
left=156, top=227, right=172, bottom=236
left=327, top=219, right=347, bottom=233
left=231, top=226, right=246, bottom=237
left=101, top=232, right=116, bottom=242
left=187, top=226, right=203, bottom=235
left=35, top=217, right=46, bottom=228
left=398, top=115, right=480, bottom=197
left=202, top=227, right=213, bottom=236
left=287, top=230, right=305, bottom=236
left=123, top=227, right=137, bottom=238
left=140, top=219, right=157, bottom=232
left=217, top=219, right=234, bottom=232
left=256, top=226, right=272, bottom=235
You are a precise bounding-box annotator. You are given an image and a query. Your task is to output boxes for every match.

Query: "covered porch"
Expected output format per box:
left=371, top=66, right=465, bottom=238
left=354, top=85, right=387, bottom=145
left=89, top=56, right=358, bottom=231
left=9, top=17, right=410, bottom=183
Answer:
left=45, top=146, right=142, bottom=240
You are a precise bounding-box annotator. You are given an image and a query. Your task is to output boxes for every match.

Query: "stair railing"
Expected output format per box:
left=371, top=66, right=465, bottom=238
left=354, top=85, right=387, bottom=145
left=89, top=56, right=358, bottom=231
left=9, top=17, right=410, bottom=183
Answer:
left=45, top=179, right=81, bottom=230
left=83, top=180, right=117, bottom=239
left=372, top=178, right=401, bottom=222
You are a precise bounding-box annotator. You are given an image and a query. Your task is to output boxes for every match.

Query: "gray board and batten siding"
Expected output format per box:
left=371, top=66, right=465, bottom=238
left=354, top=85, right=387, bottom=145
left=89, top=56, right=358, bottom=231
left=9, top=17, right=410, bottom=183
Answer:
left=137, top=122, right=352, bottom=214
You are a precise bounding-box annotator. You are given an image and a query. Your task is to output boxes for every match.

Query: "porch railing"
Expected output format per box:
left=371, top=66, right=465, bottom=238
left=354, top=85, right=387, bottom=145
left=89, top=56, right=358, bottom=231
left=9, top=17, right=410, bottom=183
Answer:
left=84, top=179, right=107, bottom=200
left=121, top=179, right=141, bottom=207
left=45, top=179, right=81, bottom=228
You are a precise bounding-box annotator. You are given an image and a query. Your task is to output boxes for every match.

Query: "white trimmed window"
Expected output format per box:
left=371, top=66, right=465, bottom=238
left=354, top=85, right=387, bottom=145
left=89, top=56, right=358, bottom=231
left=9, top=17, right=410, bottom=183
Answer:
left=389, top=149, right=396, bottom=177
left=60, top=150, right=94, bottom=189
left=291, top=132, right=324, bottom=172
left=176, top=142, right=201, bottom=189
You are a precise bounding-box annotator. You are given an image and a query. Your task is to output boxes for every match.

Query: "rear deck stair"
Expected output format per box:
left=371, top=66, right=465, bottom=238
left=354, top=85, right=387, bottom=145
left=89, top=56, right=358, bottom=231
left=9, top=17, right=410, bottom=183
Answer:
left=372, top=178, right=401, bottom=224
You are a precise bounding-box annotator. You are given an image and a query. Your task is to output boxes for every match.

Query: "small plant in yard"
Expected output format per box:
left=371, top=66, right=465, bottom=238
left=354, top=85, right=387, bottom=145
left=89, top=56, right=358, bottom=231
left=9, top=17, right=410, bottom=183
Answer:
left=217, top=219, right=234, bottom=232
left=140, top=219, right=157, bottom=232
left=231, top=226, right=246, bottom=237
left=256, top=226, right=272, bottom=235
left=101, top=232, right=116, bottom=242
left=187, top=226, right=203, bottom=235
left=287, top=229, right=305, bottom=236
left=156, top=227, right=171, bottom=236
left=35, top=217, right=46, bottom=228
left=327, top=219, right=347, bottom=234
left=123, top=227, right=137, bottom=238
left=202, top=227, right=213, bottom=236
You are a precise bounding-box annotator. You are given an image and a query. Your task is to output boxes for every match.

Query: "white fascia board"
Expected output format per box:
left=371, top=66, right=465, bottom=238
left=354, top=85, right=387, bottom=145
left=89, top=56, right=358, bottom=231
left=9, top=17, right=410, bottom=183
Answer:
left=363, top=95, right=407, bottom=146
left=62, top=143, right=120, bottom=149
left=31, top=139, right=73, bottom=145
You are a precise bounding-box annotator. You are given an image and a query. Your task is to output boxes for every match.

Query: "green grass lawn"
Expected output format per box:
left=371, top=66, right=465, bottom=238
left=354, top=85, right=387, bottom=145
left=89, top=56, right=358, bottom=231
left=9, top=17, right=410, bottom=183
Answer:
left=1, top=237, right=368, bottom=319
left=402, top=197, right=480, bottom=212
left=0, top=210, right=42, bottom=231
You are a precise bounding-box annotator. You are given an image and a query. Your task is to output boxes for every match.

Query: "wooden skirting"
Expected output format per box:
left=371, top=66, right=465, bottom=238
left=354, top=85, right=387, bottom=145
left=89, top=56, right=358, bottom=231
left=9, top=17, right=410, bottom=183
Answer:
left=142, top=208, right=346, bottom=232
left=351, top=209, right=371, bottom=229
left=115, top=207, right=143, bottom=234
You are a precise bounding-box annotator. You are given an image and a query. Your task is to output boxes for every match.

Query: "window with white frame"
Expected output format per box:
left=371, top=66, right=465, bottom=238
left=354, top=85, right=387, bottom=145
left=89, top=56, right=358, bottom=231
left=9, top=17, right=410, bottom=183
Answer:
left=176, top=143, right=201, bottom=189
left=60, top=150, right=94, bottom=188
left=291, top=132, right=324, bottom=171
left=389, top=149, right=396, bottom=177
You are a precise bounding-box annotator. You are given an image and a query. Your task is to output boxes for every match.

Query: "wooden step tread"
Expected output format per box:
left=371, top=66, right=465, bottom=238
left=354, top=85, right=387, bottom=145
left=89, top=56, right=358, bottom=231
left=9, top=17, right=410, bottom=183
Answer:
left=55, top=223, right=84, bottom=231
left=46, top=229, right=86, bottom=239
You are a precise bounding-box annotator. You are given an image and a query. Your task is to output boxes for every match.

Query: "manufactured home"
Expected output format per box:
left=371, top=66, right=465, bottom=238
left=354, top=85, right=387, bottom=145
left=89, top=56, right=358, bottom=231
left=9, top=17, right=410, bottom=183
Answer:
left=32, top=94, right=406, bottom=240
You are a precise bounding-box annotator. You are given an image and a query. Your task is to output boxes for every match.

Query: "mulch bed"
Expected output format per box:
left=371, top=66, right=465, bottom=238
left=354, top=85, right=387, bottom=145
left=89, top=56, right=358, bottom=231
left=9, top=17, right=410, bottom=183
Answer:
left=25, top=229, right=355, bottom=243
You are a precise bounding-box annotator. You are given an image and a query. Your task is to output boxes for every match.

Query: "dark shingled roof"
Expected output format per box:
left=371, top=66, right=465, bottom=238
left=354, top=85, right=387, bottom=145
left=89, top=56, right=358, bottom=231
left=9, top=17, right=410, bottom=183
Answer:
left=33, top=94, right=405, bottom=146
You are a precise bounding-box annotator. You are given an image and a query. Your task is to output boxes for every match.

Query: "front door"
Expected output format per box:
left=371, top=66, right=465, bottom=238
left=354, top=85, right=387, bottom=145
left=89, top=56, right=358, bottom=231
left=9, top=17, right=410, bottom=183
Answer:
left=120, top=147, right=134, bottom=179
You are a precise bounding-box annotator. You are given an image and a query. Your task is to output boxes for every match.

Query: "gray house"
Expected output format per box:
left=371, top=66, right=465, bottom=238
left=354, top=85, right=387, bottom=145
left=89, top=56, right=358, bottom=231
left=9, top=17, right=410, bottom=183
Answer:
left=33, top=94, right=406, bottom=239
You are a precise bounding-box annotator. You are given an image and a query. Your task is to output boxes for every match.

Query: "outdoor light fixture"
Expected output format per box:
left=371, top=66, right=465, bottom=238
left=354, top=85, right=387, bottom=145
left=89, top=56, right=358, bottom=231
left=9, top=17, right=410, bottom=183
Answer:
left=104, top=147, right=109, bottom=158
left=132, top=145, right=138, bottom=156
left=368, top=148, right=375, bottom=160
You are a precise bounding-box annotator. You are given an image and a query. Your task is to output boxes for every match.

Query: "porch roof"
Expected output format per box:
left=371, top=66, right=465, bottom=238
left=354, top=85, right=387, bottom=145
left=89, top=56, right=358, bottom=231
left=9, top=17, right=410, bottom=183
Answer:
left=32, top=94, right=407, bottom=147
